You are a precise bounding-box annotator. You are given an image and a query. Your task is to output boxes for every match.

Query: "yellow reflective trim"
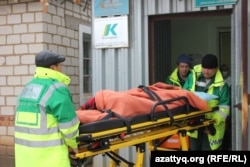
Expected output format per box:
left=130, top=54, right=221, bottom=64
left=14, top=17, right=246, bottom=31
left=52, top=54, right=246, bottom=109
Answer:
left=16, top=111, right=39, bottom=127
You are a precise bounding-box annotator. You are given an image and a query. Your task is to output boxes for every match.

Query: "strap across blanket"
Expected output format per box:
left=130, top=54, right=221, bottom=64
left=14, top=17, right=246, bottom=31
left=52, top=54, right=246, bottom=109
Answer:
left=101, top=109, right=132, bottom=133
left=77, top=82, right=210, bottom=125
left=138, top=85, right=174, bottom=124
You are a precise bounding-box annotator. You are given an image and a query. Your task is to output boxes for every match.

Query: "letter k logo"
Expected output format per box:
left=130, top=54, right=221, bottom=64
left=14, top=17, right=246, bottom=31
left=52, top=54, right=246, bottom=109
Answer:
left=103, top=24, right=118, bottom=36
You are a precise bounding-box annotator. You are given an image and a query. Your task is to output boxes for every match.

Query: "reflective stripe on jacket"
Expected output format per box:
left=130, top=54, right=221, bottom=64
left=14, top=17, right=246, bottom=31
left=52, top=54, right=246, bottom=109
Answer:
left=15, top=67, right=80, bottom=167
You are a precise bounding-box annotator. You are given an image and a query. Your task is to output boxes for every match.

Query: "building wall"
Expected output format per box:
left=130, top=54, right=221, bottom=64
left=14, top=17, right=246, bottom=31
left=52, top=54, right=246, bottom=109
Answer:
left=0, top=1, right=91, bottom=167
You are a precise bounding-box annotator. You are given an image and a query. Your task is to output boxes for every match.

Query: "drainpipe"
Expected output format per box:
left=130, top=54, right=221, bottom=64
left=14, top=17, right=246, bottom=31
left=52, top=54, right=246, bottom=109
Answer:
left=241, top=0, right=248, bottom=150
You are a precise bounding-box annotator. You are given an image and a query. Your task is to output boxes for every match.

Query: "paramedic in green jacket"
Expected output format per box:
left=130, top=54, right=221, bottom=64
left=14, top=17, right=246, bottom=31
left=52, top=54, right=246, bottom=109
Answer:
left=15, top=50, right=80, bottom=167
left=186, top=54, right=230, bottom=150
left=166, top=54, right=195, bottom=88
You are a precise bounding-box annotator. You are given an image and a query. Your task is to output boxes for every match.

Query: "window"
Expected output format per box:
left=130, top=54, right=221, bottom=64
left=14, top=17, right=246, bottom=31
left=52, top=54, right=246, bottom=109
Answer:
left=82, top=34, right=92, bottom=101
left=79, top=24, right=91, bottom=104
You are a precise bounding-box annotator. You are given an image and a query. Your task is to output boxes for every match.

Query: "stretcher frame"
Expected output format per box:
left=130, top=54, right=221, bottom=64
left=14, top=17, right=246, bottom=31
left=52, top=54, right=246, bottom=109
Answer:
left=74, top=96, right=215, bottom=167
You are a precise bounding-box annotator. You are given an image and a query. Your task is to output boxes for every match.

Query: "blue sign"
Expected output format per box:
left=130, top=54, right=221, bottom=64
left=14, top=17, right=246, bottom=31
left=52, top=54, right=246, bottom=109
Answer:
left=94, top=0, right=129, bottom=17
left=196, top=0, right=237, bottom=7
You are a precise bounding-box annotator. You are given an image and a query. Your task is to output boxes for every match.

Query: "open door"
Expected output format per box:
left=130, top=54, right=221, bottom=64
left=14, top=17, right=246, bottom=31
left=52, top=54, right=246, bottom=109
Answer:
left=148, top=19, right=171, bottom=84
left=231, top=0, right=249, bottom=150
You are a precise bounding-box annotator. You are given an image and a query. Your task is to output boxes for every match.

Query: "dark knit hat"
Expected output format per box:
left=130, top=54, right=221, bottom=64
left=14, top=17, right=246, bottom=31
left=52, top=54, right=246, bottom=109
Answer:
left=35, top=50, right=65, bottom=68
left=202, top=54, right=218, bottom=69
left=176, top=54, right=192, bottom=66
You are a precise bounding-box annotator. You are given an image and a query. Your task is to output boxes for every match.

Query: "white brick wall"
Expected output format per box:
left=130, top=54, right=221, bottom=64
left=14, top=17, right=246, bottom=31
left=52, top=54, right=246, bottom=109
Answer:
left=0, top=46, right=13, bottom=54
left=62, top=37, right=70, bottom=46
left=28, top=2, right=43, bottom=12
left=7, top=35, right=21, bottom=44
left=57, top=7, right=64, bottom=17
left=35, top=12, right=44, bottom=22
left=21, top=54, right=35, bottom=64
left=0, top=127, right=6, bottom=135
left=0, top=56, right=4, bottom=65
left=14, top=24, right=27, bottom=33
left=67, top=47, right=75, bottom=56
left=49, top=5, right=57, bottom=15
left=6, top=96, right=17, bottom=106
left=14, top=44, right=28, bottom=54
left=7, top=15, right=21, bottom=24
left=58, top=45, right=67, bottom=52
left=6, top=56, right=20, bottom=65
left=52, top=15, right=61, bottom=25
left=21, top=76, right=33, bottom=85
left=21, top=34, right=35, bottom=43
left=0, top=36, right=6, bottom=45
left=48, top=24, right=57, bottom=33
left=0, top=26, right=12, bottom=34
left=14, top=86, right=24, bottom=96
left=29, top=23, right=44, bottom=32
left=14, top=66, right=28, bottom=75
left=67, top=29, right=75, bottom=38
left=0, top=96, right=5, bottom=105
left=1, top=87, right=14, bottom=96
left=53, top=35, right=62, bottom=45
left=0, top=66, right=13, bottom=75
left=13, top=4, right=26, bottom=13
left=28, top=44, right=44, bottom=54
left=0, top=5, right=11, bottom=15
left=0, top=16, right=6, bottom=25
left=8, top=127, right=14, bottom=136
left=23, top=13, right=35, bottom=23
left=1, top=106, right=14, bottom=115
left=71, top=39, right=78, bottom=48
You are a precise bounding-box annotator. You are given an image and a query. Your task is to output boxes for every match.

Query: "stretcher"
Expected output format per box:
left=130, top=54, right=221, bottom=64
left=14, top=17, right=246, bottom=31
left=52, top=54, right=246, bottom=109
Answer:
left=73, top=96, right=216, bottom=167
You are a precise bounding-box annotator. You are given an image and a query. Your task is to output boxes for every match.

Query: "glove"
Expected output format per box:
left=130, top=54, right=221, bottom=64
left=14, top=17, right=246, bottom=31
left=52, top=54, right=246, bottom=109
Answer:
left=69, top=147, right=78, bottom=159
left=204, top=124, right=216, bottom=136
left=80, top=97, right=96, bottom=110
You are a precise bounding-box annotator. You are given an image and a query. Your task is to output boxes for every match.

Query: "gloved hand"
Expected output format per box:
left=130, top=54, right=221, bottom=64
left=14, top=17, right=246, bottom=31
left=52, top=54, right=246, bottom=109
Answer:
left=204, top=124, right=216, bottom=136
left=69, top=147, right=79, bottom=159
left=80, top=97, right=96, bottom=110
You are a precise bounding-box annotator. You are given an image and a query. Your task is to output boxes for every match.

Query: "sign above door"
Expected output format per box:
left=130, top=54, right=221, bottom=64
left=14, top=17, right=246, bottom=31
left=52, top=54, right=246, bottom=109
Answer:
left=196, top=0, right=237, bottom=7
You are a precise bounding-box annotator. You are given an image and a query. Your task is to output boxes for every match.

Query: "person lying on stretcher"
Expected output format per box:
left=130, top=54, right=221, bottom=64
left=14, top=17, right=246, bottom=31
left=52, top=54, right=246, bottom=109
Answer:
left=77, top=82, right=217, bottom=124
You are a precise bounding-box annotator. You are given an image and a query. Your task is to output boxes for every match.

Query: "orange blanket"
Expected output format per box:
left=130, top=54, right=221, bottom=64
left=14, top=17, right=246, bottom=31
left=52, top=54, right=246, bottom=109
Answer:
left=77, top=82, right=209, bottom=124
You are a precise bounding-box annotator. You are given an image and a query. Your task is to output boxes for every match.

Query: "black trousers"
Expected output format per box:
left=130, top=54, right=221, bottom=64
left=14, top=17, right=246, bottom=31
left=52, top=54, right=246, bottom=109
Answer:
left=189, top=131, right=212, bottom=151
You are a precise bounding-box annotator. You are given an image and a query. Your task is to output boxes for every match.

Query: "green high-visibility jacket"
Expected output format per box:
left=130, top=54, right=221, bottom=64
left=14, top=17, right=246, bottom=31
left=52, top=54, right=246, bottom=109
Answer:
left=166, top=68, right=196, bottom=90
left=186, top=64, right=230, bottom=150
left=15, top=67, right=80, bottom=167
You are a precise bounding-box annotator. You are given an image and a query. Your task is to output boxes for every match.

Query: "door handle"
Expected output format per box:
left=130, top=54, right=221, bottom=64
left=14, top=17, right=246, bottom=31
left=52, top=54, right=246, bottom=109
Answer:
left=233, top=103, right=242, bottom=110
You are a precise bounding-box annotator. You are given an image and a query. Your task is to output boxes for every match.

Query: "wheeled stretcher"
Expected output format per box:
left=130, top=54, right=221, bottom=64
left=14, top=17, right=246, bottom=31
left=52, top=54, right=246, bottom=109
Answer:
left=74, top=96, right=215, bottom=167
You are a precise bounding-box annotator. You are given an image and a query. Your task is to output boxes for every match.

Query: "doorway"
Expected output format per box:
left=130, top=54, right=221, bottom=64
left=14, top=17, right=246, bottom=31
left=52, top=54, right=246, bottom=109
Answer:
left=148, top=9, right=232, bottom=84
left=219, top=28, right=231, bottom=67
